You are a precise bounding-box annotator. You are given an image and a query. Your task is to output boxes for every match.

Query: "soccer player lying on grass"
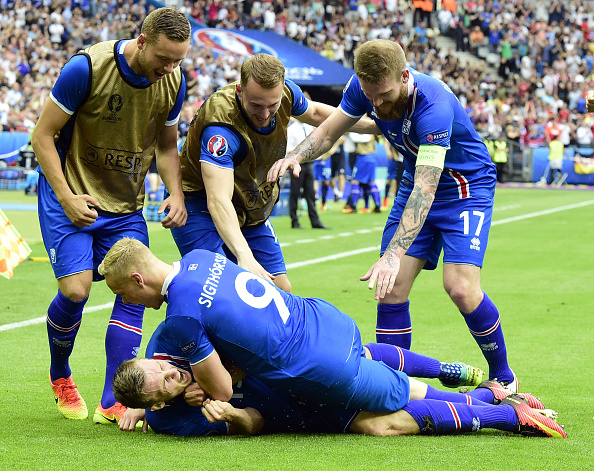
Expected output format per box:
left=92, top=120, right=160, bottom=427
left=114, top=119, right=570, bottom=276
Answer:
left=113, top=320, right=563, bottom=438
left=99, top=238, right=566, bottom=438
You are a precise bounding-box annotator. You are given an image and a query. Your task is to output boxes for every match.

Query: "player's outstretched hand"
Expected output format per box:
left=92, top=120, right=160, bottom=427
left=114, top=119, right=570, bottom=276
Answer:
left=184, top=382, right=206, bottom=407
left=237, top=255, right=275, bottom=283
left=119, top=408, right=148, bottom=433
left=159, top=192, right=187, bottom=228
left=201, top=398, right=236, bottom=423
left=62, top=194, right=100, bottom=228
left=266, top=156, right=301, bottom=183
left=360, top=252, right=400, bottom=300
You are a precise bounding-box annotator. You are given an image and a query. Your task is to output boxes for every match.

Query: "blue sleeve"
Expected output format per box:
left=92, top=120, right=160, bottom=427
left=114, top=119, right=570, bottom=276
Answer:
left=166, top=72, right=186, bottom=124
left=286, top=79, right=309, bottom=117
left=146, top=398, right=228, bottom=436
left=414, top=101, right=453, bottom=148
left=200, top=125, right=243, bottom=169
left=162, top=315, right=214, bottom=365
left=51, top=54, right=91, bottom=113
left=339, top=74, right=368, bottom=118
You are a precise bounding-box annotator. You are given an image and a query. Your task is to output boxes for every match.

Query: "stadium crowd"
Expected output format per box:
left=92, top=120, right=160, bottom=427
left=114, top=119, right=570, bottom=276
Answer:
left=1, top=0, right=594, bottom=151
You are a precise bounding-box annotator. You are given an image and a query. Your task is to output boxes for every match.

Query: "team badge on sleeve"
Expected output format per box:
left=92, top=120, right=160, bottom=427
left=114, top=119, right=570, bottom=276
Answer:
left=207, top=135, right=228, bottom=157
left=426, top=131, right=449, bottom=143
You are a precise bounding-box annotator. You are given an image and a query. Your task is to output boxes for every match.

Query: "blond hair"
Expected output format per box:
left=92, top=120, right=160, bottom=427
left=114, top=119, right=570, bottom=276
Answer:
left=354, top=40, right=406, bottom=85
left=98, top=237, right=150, bottom=285
left=141, top=7, right=191, bottom=46
left=240, top=53, right=285, bottom=89
left=112, top=359, right=153, bottom=409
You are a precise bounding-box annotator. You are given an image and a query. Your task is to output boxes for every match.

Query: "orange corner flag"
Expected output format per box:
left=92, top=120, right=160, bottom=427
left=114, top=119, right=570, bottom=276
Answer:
left=0, top=209, right=32, bottom=279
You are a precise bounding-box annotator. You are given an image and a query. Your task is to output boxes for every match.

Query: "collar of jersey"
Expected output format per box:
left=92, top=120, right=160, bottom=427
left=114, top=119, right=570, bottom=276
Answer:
left=162, top=261, right=181, bottom=297
left=117, top=39, right=151, bottom=88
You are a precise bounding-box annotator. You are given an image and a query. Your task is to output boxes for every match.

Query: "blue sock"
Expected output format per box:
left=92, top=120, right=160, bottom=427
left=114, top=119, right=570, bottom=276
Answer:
left=376, top=301, right=412, bottom=349
left=100, top=295, right=144, bottom=408
left=368, top=183, right=381, bottom=208
left=321, top=184, right=328, bottom=204
left=424, top=385, right=491, bottom=406
left=403, top=399, right=518, bottom=434
left=47, top=291, right=87, bottom=381
left=365, top=343, right=441, bottom=378
left=350, top=183, right=360, bottom=208
left=466, top=387, right=496, bottom=404
left=462, top=292, right=512, bottom=382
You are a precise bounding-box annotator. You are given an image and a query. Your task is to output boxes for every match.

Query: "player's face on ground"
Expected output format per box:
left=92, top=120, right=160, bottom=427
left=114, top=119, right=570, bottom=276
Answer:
left=360, top=71, right=409, bottom=121
left=138, top=33, right=190, bottom=83
left=237, top=79, right=284, bottom=128
left=139, top=359, right=192, bottom=404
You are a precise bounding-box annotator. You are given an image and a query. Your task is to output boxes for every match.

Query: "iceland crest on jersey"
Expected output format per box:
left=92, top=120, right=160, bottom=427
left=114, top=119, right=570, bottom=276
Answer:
left=207, top=135, right=228, bottom=157
left=402, top=119, right=411, bottom=135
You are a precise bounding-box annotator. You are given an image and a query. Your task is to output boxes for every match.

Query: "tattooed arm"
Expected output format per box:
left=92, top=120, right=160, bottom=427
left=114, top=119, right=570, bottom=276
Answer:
left=267, top=108, right=359, bottom=182
left=361, top=165, right=442, bottom=300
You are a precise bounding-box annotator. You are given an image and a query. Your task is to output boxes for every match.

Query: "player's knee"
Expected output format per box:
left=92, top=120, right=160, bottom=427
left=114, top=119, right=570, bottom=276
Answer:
left=444, top=279, right=472, bottom=306
left=59, top=286, right=91, bottom=303
left=445, top=281, right=483, bottom=313
left=353, top=422, right=390, bottom=436
left=57, top=272, right=93, bottom=302
left=350, top=413, right=410, bottom=436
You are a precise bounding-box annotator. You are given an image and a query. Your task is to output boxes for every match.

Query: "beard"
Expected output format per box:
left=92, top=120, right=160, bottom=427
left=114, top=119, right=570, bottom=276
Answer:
left=373, top=85, right=409, bottom=121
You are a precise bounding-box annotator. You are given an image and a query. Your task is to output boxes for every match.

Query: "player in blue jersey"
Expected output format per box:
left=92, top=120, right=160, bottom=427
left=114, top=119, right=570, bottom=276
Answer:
left=117, top=320, right=364, bottom=436
left=100, top=238, right=566, bottom=439
left=267, top=39, right=517, bottom=392
left=31, top=7, right=190, bottom=425
left=171, top=55, right=375, bottom=293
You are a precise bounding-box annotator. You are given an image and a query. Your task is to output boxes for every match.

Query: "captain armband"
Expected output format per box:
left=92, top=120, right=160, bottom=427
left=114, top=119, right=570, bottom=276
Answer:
left=415, top=145, right=446, bottom=169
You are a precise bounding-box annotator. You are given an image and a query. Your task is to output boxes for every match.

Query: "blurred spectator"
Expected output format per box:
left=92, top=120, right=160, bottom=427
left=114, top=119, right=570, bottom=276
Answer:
left=576, top=116, right=594, bottom=148
left=469, top=25, right=485, bottom=54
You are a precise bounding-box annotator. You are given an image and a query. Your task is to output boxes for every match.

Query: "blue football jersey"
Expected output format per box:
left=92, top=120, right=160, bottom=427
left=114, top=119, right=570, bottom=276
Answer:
left=340, top=70, right=496, bottom=201
left=145, top=321, right=356, bottom=436
left=161, top=250, right=359, bottom=394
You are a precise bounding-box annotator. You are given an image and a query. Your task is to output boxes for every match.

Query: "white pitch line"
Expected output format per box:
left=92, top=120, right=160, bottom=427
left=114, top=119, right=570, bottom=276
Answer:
left=493, top=204, right=521, bottom=211
left=295, top=238, right=316, bottom=244
left=286, top=246, right=380, bottom=269
left=0, top=302, right=114, bottom=332
left=491, top=199, right=594, bottom=225
left=3, top=199, right=594, bottom=332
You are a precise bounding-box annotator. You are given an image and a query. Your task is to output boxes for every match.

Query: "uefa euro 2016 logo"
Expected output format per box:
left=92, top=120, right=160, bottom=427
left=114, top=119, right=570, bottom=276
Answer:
left=207, top=135, right=228, bottom=157
left=108, top=94, right=123, bottom=113
left=193, top=29, right=275, bottom=57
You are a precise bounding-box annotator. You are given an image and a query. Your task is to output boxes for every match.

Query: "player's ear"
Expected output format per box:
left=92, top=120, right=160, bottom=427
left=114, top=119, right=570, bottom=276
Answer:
left=402, top=69, right=409, bottom=84
left=137, top=33, right=146, bottom=51
left=131, top=272, right=144, bottom=287
left=150, top=401, right=166, bottom=411
left=235, top=83, right=242, bottom=97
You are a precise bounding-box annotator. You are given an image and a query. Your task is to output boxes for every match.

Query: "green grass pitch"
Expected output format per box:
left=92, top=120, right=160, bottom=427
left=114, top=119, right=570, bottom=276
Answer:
left=0, top=187, right=593, bottom=470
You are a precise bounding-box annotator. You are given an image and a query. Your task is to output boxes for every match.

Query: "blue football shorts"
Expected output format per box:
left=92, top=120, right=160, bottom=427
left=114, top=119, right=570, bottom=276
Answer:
left=170, top=199, right=287, bottom=276
left=38, top=174, right=148, bottom=280
left=387, top=159, right=398, bottom=180
left=351, top=154, right=377, bottom=184
left=315, top=322, right=410, bottom=413
left=381, top=189, right=493, bottom=270
left=313, top=159, right=332, bottom=181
